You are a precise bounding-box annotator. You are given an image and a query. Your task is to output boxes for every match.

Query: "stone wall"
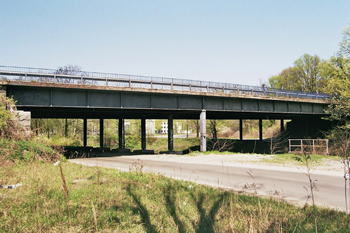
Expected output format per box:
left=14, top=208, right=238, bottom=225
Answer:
left=15, top=110, right=32, bottom=137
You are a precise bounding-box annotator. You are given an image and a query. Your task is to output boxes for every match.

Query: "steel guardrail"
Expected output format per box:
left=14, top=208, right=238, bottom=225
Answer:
left=0, top=65, right=330, bottom=101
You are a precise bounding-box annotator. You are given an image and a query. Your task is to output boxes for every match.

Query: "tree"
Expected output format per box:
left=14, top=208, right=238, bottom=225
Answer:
left=269, top=67, right=302, bottom=91
left=268, top=54, right=324, bottom=93
left=323, top=23, right=350, bottom=215
left=294, top=54, right=322, bottom=93
left=320, top=25, right=350, bottom=96
left=208, top=120, right=219, bottom=140
left=55, top=64, right=83, bottom=75
left=188, top=120, right=200, bottom=138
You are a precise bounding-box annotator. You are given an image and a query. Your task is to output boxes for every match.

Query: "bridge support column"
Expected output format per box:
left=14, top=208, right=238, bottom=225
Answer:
left=280, top=119, right=284, bottom=132
left=100, top=119, right=104, bottom=148
left=200, top=110, right=206, bottom=152
left=259, top=119, right=263, bottom=141
left=119, top=119, right=125, bottom=149
left=141, top=118, right=146, bottom=150
left=168, top=114, right=173, bottom=151
left=83, top=118, right=87, bottom=147
left=239, top=119, right=243, bottom=141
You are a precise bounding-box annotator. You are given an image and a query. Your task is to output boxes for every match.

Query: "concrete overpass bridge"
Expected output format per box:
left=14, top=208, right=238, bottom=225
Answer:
left=0, top=65, right=331, bottom=153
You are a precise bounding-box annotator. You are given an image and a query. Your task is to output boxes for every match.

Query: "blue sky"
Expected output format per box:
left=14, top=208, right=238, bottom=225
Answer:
left=1, top=0, right=349, bottom=86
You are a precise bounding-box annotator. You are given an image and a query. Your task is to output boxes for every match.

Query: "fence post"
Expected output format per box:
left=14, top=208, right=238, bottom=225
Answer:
left=289, top=139, right=291, bottom=153
left=313, top=139, right=315, bottom=154
left=301, top=140, right=303, bottom=154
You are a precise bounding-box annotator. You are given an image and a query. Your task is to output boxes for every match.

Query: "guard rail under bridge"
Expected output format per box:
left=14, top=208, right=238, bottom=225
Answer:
left=0, top=65, right=332, bottom=152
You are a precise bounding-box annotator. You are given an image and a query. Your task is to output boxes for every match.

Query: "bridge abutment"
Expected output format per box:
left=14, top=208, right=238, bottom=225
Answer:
left=287, top=117, right=332, bottom=139
left=15, top=110, right=31, bottom=136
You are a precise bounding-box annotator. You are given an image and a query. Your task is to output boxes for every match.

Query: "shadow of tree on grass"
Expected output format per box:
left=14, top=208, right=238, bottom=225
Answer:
left=164, top=185, right=186, bottom=233
left=126, top=184, right=157, bottom=233
left=126, top=182, right=227, bottom=232
left=192, top=192, right=227, bottom=233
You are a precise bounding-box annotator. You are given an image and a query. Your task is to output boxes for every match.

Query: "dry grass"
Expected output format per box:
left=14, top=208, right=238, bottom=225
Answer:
left=0, top=161, right=349, bottom=232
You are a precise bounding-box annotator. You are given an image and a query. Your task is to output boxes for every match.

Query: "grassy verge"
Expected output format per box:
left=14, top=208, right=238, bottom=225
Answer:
left=0, top=161, right=349, bottom=232
left=146, top=137, right=200, bottom=153
left=187, top=151, right=340, bottom=167
left=0, top=138, right=63, bottom=164
left=262, top=153, right=340, bottom=165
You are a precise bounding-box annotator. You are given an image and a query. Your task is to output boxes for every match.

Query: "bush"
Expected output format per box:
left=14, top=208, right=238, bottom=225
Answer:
left=0, top=95, right=27, bottom=140
left=125, top=135, right=141, bottom=149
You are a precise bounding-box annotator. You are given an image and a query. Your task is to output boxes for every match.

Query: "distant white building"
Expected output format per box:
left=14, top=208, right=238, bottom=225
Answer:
left=161, top=121, right=168, bottom=134
left=146, top=119, right=155, bottom=135
left=160, top=121, right=182, bottom=134
left=123, top=120, right=155, bottom=135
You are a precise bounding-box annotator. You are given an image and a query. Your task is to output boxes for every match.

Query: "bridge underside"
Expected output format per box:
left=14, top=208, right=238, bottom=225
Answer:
left=20, top=106, right=322, bottom=120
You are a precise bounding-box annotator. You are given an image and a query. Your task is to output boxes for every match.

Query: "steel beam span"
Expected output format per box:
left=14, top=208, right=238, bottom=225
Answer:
left=3, top=85, right=328, bottom=119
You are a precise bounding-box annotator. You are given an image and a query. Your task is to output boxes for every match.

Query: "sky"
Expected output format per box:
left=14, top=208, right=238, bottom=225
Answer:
left=1, top=0, right=349, bottom=86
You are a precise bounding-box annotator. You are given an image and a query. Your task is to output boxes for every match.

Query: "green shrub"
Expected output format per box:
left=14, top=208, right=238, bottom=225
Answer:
left=0, top=95, right=25, bottom=139
left=0, top=137, right=63, bottom=162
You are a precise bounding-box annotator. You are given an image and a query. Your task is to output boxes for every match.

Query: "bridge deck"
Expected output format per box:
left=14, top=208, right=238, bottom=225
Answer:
left=0, top=65, right=330, bottom=102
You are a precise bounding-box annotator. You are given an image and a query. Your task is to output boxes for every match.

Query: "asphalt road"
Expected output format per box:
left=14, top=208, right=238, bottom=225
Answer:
left=69, top=156, right=345, bottom=212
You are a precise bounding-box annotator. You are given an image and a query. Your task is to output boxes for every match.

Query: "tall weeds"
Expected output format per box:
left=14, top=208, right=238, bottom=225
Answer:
left=58, top=162, right=69, bottom=203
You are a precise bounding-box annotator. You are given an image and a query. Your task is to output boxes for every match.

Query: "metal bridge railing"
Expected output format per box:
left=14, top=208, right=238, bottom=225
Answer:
left=0, top=65, right=330, bottom=101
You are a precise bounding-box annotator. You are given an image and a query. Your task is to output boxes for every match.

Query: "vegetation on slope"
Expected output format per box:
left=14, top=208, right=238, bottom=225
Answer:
left=0, top=95, right=62, bottom=164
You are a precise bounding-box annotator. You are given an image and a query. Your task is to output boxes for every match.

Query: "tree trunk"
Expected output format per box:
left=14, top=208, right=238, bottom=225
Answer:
left=210, top=120, right=217, bottom=140
left=65, top=119, right=68, bottom=137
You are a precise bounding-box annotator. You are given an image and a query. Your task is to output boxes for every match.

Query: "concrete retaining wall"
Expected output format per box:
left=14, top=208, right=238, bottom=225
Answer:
left=14, top=110, right=31, bottom=136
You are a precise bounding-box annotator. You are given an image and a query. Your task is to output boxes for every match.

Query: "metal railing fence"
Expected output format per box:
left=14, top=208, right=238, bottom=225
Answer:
left=0, top=65, right=330, bottom=101
left=289, top=139, right=329, bottom=155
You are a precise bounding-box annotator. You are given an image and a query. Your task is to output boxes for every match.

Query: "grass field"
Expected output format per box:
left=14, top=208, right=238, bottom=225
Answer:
left=1, top=160, right=349, bottom=232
